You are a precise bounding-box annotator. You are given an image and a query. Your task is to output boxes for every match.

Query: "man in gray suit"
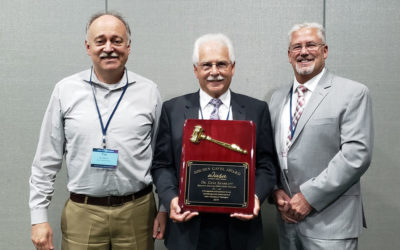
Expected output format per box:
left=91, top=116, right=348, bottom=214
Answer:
left=269, top=22, right=373, bottom=249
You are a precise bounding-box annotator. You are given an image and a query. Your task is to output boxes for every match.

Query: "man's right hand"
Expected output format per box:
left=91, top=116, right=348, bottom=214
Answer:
left=31, top=222, right=54, bottom=250
left=169, top=196, right=198, bottom=223
left=273, top=189, right=298, bottom=224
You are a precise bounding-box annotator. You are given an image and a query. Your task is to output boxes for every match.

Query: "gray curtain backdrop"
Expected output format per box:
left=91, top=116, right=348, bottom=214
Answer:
left=1, top=0, right=399, bottom=249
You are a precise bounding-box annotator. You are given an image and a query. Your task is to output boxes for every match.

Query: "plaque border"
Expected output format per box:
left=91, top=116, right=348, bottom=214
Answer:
left=184, top=160, right=249, bottom=208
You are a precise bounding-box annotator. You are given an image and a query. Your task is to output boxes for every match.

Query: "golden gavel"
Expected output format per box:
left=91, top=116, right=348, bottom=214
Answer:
left=190, top=125, right=247, bottom=154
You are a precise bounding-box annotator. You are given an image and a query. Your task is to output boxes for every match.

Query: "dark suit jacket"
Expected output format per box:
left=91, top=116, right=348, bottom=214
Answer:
left=151, top=91, right=277, bottom=250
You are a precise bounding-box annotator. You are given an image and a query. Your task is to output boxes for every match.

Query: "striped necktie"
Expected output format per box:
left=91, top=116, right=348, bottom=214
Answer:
left=285, top=85, right=308, bottom=150
left=209, top=98, right=222, bottom=120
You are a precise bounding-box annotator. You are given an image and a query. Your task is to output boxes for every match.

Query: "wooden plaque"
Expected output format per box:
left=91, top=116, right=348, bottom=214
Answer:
left=178, top=119, right=256, bottom=214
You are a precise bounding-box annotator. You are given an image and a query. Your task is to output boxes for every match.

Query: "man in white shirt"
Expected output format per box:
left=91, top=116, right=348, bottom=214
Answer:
left=29, top=12, right=166, bottom=250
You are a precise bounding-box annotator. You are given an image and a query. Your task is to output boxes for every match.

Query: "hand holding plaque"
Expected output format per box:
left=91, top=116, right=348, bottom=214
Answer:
left=178, top=119, right=256, bottom=214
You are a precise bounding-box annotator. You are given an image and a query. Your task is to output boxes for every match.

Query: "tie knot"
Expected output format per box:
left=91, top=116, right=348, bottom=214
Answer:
left=209, top=98, right=222, bottom=108
left=297, top=85, right=308, bottom=96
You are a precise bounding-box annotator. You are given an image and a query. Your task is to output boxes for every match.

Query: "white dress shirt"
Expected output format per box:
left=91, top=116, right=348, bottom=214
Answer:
left=199, top=88, right=232, bottom=120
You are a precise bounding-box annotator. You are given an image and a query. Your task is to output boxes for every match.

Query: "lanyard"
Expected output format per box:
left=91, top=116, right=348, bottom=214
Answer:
left=90, top=67, right=129, bottom=148
left=289, top=86, right=297, bottom=139
left=199, top=104, right=231, bottom=120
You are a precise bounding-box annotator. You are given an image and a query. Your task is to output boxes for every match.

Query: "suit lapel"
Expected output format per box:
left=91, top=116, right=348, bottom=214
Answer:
left=184, top=91, right=200, bottom=119
left=291, top=71, right=333, bottom=144
left=230, top=92, right=246, bottom=120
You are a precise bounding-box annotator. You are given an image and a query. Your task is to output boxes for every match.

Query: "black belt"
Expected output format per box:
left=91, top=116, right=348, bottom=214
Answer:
left=70, top=185, right=152, bottom=207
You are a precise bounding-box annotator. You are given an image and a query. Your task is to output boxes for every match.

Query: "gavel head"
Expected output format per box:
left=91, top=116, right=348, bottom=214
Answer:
left=190, top=125, right=204, bottom=143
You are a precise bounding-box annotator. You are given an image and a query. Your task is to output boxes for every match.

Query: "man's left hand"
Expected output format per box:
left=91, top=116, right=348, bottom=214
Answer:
left=152, top=211, right=167, bottom=239
left=288, top=192, right=312, bottom=221
left=230, top=195, right=260, bottom=221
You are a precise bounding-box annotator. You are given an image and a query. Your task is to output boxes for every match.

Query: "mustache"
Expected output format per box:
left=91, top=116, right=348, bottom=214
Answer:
left=206, top=75, right=224, bottom=81
left=100, top=52, right=119, bottom=58
left=296, top=55, right=314, bottom=62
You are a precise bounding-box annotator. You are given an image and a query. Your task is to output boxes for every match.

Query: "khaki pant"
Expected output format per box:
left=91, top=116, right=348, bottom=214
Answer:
left=61, top=192, right=156, bottom=250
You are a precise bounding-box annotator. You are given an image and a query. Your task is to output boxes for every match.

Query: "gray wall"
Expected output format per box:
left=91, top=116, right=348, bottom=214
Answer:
left=1, top=0, right=399, bottom=249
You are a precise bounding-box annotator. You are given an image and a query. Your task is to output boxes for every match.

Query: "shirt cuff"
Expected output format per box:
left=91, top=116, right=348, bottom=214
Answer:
left=31, top=208, right=48, bottom=225
left=158, top=203, right=167, bottom=213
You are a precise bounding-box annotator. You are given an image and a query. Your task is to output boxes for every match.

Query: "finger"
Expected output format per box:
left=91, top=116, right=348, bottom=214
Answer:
left=169, top=210, right=180, bottom=221
left=253, top=208, right=260, bottom=217
left=277, top=205, right=286, bottom=212
left=156, top=224, right=165, bottom=239
left=183, top=212, right=199, bottom=221
left=170, top=207, right=188, bottom=219
left=282, top=214, right=298, bottom=223
left=276, top=199, right=286, bottom=206
left=34, top=238, right=47, bottom=249
left=253, top=199, right=260, bottom=216
left=285, top=212, right=299, bottom=223
left=282, top=216, right=295, bottom=223
left=153, top=227, right=162, bottom=240
left=277, top=200, right=289, bottom=211
left=172, top=203, right=181, bottom=214
left=170, top=197, right=181, bottom=214
left=155, top=231, right=164, bottom=240
left=230, top=213, right=254, bottom=221
left=297, top=214, right=306, bottom=222
left=297, top=213, right=308, bottom=221
left=174, top=206, right=181, bottom=214
left=283, top=201, right=291, bottom=210
left=238, top=215, right=253, bottom=221
left=278, top=203, right=290, bottom=213
left=152, top=219, right=159, bottom=238
left=281, top=214, right=292, bottom=223
left=49, top=233, right=54, bottom=250
left=171, top=211, right=191, bottom=222
left=287, top=207, right=298, bottom=217
left=291, top=208, right=306, bottom=218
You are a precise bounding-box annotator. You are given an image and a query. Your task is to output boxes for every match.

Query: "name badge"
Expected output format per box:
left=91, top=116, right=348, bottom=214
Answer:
left=91, top=148, right=118, bottom=169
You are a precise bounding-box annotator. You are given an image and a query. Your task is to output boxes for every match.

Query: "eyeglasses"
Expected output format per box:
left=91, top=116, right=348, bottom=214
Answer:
left=289, top=42, right=325, bottom=53
left=198, top=61, right=232, bottom=71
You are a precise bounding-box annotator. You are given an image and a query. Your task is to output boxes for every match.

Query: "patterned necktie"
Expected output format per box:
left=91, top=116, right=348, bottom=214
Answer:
left=209, top=98, right=223, bottom=120
left=285, top=85, right=308, bottom=150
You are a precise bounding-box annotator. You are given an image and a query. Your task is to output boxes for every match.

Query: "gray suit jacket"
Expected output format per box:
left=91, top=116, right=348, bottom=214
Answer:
left=269, top=70, right=373, bottom=239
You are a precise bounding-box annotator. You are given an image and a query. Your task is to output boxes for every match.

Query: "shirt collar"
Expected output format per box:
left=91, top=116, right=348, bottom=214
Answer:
left=199, top=88, right=231, bottom=110
left=82, top=67, right=133, bottom=90
left=293, top=67, right=326, bottom=93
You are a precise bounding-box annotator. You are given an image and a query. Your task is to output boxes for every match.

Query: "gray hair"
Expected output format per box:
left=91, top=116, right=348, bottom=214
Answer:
left=192, top=33, right=235, bottom=65
left=288, top=22, right=326, bottom=47
left=86, top=12, right=131, bottom=44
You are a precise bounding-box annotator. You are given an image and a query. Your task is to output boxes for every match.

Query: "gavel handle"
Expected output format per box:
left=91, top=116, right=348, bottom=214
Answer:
left=204, top=136, right=247, bottom=154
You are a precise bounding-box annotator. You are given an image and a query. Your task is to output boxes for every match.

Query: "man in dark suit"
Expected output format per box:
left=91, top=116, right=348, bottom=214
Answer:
left=151, top=33, right=277, bottom=250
